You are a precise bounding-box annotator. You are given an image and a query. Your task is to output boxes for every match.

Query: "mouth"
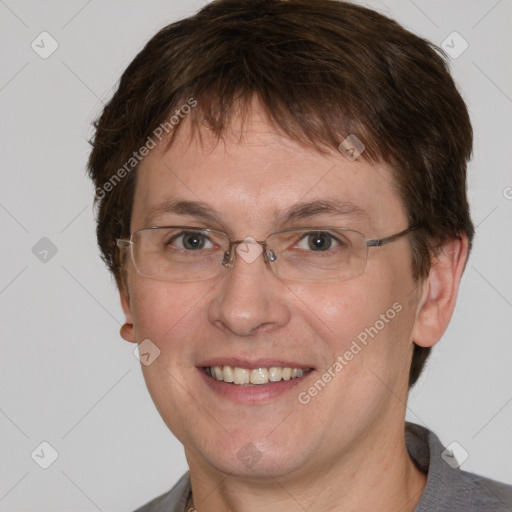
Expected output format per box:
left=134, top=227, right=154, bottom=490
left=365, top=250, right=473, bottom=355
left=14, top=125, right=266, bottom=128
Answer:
left=202, top=365, right=313, bottom=385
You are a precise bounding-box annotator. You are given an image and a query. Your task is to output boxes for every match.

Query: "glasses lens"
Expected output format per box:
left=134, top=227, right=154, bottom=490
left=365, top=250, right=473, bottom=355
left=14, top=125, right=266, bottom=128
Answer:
left=132, top=227, right=229, bottom=281
left=267, top=228, right=368, bottom=281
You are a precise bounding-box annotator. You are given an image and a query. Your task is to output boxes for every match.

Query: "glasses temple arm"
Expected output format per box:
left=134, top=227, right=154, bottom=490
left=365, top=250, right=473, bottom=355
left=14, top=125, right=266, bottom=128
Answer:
left=366, top=225, right=419, bottom=247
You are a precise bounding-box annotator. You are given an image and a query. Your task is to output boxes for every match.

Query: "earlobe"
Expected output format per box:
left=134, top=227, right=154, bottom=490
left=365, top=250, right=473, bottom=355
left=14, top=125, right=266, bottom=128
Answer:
left=412, top=235, right=469, bottom=348
left=119, top=288, right=137, bottom=344
left=120, top=322, right=136, bottom=343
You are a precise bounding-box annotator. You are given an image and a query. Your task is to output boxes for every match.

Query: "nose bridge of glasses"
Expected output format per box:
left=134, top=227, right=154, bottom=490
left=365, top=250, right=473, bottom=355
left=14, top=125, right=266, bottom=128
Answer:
left=222, top=238, right=272, bottom=269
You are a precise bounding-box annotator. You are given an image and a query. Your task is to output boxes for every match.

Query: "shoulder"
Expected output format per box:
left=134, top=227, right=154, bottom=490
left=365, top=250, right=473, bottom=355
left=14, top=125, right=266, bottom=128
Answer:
left=446, top=469, right=512, bottom=511
left=405, top=422, right=512, bottom=511
left=132, top=473, right=191, bottom=512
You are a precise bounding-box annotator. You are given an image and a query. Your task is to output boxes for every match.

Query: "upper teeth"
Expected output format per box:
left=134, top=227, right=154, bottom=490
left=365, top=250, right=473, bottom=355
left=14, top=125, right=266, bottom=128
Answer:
left=206, top=366, right=309, bottom=385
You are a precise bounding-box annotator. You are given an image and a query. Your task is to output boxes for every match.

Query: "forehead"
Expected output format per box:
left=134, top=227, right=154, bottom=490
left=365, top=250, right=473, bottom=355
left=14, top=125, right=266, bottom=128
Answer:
left=131, top=106, right=406, bottom=235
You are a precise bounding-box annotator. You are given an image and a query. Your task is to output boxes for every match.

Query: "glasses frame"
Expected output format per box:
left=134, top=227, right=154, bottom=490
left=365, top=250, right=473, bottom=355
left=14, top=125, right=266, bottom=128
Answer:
left=116, top=224, right=419, bottom=283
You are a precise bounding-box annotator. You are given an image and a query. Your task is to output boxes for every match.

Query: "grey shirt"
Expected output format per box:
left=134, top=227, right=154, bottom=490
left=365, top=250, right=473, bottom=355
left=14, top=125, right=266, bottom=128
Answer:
left=134, top=422, right=512, bottom=511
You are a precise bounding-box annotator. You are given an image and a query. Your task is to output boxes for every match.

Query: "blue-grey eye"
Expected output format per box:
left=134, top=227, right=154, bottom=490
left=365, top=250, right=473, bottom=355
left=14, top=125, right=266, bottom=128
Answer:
left=168, top=231, right=213, bottom=250
left=297, top=231, right=338, bottom=251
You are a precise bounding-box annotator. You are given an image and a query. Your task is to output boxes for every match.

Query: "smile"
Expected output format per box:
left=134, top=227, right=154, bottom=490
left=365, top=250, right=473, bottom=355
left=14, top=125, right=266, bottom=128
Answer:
left=204, top=365, right=312, bottom=385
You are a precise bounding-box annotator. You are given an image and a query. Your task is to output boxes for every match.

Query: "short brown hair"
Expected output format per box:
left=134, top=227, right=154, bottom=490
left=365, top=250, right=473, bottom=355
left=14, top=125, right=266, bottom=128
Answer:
left=87, top=0, right=473, bottom=389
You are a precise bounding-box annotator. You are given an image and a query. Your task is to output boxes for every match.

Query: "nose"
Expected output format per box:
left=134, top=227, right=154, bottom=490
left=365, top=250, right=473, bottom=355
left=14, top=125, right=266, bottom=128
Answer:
left=208, top=246, right=291, bottom=337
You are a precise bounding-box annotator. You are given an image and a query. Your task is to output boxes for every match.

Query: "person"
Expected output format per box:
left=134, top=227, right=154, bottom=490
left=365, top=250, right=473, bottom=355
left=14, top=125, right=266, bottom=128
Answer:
left=87, top=0, right=512, bottom=510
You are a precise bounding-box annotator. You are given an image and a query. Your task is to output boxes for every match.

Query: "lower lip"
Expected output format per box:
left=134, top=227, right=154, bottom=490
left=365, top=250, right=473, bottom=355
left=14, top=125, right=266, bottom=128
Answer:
left=198, top=368, right=314, bottom=404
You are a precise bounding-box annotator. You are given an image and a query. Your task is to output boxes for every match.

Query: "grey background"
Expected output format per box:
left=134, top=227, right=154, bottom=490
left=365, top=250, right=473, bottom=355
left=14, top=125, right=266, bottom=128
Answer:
left=0, top=0, right=511, bottom=510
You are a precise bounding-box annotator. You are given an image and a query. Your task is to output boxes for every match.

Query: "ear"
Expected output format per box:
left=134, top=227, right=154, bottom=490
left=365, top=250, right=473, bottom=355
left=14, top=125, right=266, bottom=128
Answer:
left=119, top=287, right=137, bottom=343
left=412, top=235, right=469, bottom=348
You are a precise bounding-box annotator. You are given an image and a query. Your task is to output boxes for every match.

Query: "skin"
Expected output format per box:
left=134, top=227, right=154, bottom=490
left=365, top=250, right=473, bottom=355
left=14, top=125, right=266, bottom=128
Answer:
left=119, top=98, right=468, bottom=512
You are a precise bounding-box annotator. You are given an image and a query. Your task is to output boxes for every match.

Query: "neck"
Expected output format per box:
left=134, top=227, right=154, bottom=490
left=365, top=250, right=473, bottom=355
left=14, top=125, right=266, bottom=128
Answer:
left=184, top=423, right=427, bottom=512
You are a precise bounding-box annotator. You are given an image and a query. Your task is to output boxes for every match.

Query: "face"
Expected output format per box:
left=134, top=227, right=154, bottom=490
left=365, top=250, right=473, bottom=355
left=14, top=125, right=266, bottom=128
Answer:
left=120, top=101, right=424, bottom=481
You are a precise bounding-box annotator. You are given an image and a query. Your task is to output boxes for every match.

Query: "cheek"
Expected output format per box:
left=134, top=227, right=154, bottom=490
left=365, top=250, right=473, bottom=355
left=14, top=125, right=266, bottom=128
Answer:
left=128, top=278, right=216, bottom=383
left=292, top=271, right=415, bottom=387
left=127, top=279, right=214, bottom=436
left=299, top=281, right=413, bottom=395
left=129, top=278, right=205, bottom=339
left=289, top=278, right=398, bottom=348
left=290, top=284, right=414, bottom=445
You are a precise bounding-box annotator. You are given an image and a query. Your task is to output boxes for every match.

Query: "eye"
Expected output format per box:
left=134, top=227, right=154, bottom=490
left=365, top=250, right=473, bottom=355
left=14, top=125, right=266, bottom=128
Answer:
left=166, top=231, right=214, bottom=251
left=296, top=231, right=342, bottom=251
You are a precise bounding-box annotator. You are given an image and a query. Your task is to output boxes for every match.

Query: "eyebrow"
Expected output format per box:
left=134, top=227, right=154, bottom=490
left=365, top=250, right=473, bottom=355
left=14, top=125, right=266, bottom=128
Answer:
left=145, top=199, right=222, bottom=226
left=144, top=198, right=369, bottom=227
left=279, top=198, right=369, bottom=224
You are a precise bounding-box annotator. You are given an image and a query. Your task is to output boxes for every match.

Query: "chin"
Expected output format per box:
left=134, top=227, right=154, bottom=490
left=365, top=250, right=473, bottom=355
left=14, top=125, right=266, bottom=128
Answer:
left=186, top=428, right=315, bottom=480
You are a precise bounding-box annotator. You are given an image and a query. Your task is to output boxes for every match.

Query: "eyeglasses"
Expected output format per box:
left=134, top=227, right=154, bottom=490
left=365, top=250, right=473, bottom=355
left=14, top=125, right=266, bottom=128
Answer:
left=116, top=225, right=418, bottom=283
